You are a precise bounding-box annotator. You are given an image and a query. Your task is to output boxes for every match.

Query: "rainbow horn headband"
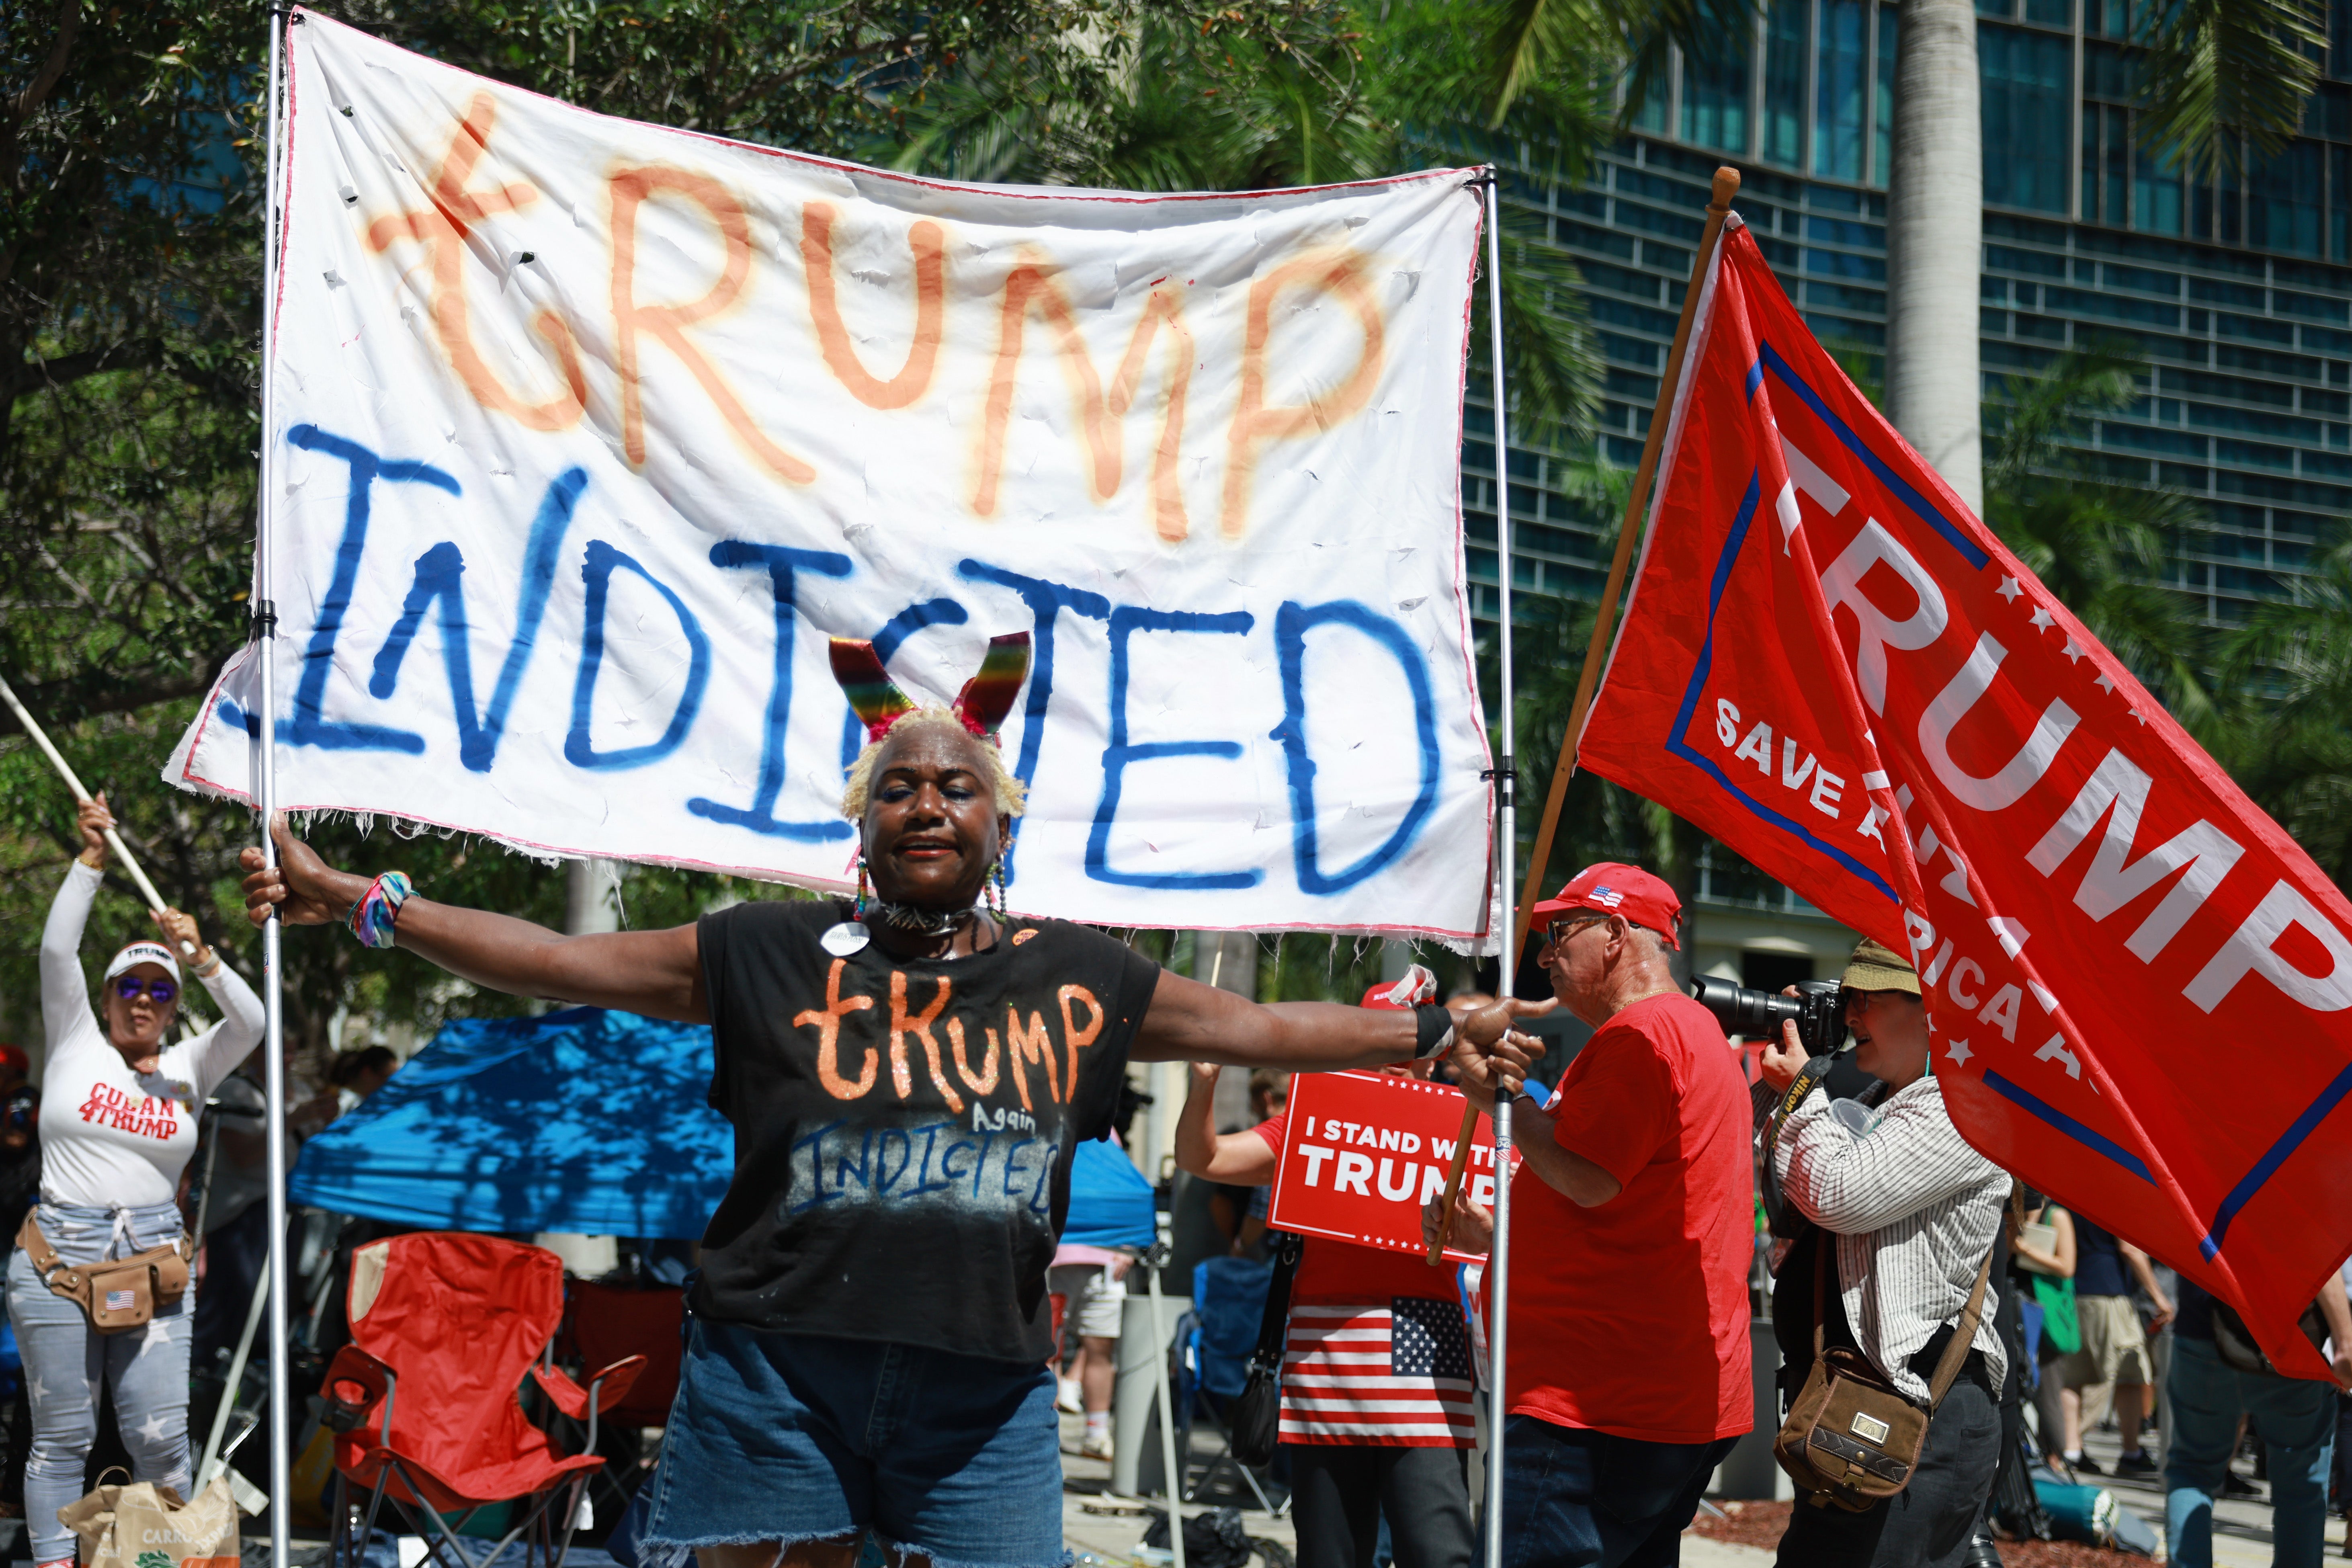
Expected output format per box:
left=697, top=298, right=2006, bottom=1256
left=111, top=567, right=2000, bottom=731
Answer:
left=829, top=631, right=1032, bottom=746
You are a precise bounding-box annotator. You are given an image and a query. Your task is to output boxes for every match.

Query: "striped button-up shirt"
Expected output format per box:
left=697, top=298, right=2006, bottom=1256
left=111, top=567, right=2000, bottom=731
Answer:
left=1773, top=1073, right=2010, bottom=1404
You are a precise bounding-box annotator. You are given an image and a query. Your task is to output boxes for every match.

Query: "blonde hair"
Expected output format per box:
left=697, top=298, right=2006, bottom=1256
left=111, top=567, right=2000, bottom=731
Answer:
left=838, top=706, right=1030, bottom=823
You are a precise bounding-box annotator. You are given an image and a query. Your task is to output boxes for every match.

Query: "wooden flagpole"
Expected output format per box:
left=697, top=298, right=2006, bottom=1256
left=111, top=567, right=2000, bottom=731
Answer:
left=0, top=672, right=194, bottom=955
left=1424, top=166, right=1740, bottom=1268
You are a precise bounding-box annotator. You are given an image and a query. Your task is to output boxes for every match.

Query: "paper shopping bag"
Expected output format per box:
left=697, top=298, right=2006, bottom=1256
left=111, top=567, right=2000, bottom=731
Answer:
left=57, top=1473, right=240, bottom=1568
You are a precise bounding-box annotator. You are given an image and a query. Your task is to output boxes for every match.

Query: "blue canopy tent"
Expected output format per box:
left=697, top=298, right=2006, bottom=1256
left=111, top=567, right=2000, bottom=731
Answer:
left=291, top=1006, right=1158, bottom=1246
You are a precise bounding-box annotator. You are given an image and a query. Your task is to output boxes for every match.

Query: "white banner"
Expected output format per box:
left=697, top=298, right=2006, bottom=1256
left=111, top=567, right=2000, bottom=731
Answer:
left=169, top=10, right=1495, bottom=940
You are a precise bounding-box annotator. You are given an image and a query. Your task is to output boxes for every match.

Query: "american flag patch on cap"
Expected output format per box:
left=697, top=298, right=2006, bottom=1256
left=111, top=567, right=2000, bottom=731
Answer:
left=104, top=1290, right=135, bottom=1313
left=1590, top=885, right=1624, bottom=907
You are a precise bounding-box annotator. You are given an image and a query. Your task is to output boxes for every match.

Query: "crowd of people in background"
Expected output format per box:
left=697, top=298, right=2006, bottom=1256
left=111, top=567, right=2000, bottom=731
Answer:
left=2, top=733, right=2345, bottom=1568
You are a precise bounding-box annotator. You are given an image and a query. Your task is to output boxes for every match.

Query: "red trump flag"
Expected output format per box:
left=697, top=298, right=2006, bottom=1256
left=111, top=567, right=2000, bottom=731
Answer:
left=1578, top=217, right=2352, bottom=1375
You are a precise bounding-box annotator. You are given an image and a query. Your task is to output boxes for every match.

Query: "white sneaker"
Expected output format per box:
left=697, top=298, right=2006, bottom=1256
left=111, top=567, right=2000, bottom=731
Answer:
left=1056, top=1379, right=1084, bottom=1415
left=1077, top=1432, right=1114, bottom=1461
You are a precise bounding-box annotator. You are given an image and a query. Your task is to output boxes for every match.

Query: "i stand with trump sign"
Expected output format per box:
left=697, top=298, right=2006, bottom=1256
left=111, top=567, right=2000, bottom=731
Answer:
left=1270, top=1071, right=1512, bottom=1265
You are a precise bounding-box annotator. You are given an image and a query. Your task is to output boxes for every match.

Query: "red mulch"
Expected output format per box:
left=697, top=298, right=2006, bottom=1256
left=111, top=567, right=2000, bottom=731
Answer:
left=1690, top=1500, right=2141, bottom=1564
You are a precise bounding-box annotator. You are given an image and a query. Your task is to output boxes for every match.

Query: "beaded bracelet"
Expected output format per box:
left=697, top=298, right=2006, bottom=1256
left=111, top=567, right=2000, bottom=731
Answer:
left=346, top=871, right=414, bottom=949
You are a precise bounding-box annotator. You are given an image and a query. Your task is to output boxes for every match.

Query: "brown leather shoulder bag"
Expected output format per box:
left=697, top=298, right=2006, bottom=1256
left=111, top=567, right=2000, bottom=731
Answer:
left=17, top=1208, right=193, bottom=1335
left=1773, top=1208, right=2000, bottom=1512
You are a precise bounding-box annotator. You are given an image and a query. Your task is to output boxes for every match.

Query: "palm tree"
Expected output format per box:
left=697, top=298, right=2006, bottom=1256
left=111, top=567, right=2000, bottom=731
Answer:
left=1481, top=0, right=2327, bottom=513
left=1980, top=345, right=2215, bottom=715
left=2203, top=549, right=2352, bottom=889
left=875, top=2, right=1612, bottom=442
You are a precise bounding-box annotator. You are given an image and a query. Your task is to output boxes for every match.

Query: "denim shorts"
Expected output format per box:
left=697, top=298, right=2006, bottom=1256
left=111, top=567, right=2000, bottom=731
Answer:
left=639, top=1318, right=1067, bottom=1568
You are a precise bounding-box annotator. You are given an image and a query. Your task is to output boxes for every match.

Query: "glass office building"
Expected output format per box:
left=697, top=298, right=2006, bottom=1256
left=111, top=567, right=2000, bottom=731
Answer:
left=1460, top=0, right=2352, bottom=632
left=1455, top=4, right=2352, bottom=974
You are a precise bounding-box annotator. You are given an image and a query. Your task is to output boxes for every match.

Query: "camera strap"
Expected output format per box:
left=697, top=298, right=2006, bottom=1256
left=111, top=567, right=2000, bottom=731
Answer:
left=1760, top=1055, right=1835, bottom=1241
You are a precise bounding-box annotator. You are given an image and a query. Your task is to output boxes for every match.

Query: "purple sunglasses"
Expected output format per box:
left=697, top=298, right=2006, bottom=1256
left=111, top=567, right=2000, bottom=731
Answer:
left=113, top=976, right=178, bottom=1005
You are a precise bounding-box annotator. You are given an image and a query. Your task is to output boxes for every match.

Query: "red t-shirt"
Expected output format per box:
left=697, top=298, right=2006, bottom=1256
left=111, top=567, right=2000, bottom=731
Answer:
left=1507, top=992, right=1754, bottom=1444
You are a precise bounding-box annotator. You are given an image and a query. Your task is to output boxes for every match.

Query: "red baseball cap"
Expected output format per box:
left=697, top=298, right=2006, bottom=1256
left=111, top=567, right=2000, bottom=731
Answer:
left=1528, top=862, right=1682, bottom=949
left=1359, top=968, right=1436, bottom=1010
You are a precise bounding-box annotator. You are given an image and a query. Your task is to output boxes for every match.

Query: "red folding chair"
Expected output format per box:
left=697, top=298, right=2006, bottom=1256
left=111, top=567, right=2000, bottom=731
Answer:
left=320, top=1234, right=644, bottom=1568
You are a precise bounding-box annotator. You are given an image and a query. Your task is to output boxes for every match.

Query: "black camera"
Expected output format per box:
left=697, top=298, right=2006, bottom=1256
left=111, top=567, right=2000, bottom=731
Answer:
left=1688, top=977, right=1846, bottom=1058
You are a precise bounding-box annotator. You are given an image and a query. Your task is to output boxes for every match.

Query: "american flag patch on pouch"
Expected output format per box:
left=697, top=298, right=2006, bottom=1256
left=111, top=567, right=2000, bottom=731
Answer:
left=104, top=1290, right=135, bottom=1313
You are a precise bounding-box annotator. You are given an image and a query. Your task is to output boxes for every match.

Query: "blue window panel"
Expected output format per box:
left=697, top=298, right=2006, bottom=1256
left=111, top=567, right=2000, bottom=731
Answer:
left=1764, top=0, right=1808, bottom=168
left=2214, top=437, right=2298, bottom=469
left=2134, top=139, right=2185, bottom=236
left=1614, top=201, right=1706, bottom=241
left=1807, top=279, right=1888, bottom=312
left=1815, top=0, right=1868, bottom=179
left=1558, top=217, right=1636, bottom=259
left=1616, top=167, right=1708, bottom=204
left=1985, top=244, right=2068, bottom=277
left=1805, top=247, right=1888, bottom=279
left=1805, top=214, right=1885, bottom=247
left=1682, top=31, right=1752, bottom=153
left=2185, top=403, right=2323, bottom=443
left=2251, top=140, right=2325, bottom=258
left=1981, top=24, right=2071, bottom=213
left=2100, top=422, right=2208, bottom=457
left=1596, top=331, right=1662, bottom=368
left=1589, top=295, right=1681, bottom=336
left=2162, top=367, right=2297, bottom=406
left=1584, top=260, right=1664, bottom=300
left=2217, top=342, right=2323, bottom=378
left=2218, top=312, right=2295, bottom=344
left=2275, top=291, right=2350, bottom=324
left=2085, top=40, right=2137, bottom=100
left=2024, top=0, right=2071, bottom=22
left=2102, top=262, right=2182, bottom=297
left=2043, top=285, right=2181, bottom=327
left=2190, top=276, right=2266, bottom=308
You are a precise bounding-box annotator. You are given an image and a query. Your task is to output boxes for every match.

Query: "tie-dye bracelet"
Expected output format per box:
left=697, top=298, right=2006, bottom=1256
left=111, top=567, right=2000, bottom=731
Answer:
left=345, top=871, right=413, bottom=949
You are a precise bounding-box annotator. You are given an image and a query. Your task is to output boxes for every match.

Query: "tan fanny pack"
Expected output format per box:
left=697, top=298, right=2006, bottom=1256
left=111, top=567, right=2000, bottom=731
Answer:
left=18, top=1209, right=193, bottom=1335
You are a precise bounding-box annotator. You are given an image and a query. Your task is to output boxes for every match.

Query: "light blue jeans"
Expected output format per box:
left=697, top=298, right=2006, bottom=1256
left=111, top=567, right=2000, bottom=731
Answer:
left=2163, top=1334, right=2336, bottom=1568
left=6, top=1203, right=193, bottom=1565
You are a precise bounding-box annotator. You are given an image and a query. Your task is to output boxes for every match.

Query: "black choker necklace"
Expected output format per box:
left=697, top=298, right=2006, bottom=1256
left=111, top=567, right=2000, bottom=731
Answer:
left=869, top=900, right=973, bottom=937
left=821, top=899, right=980, bottom=956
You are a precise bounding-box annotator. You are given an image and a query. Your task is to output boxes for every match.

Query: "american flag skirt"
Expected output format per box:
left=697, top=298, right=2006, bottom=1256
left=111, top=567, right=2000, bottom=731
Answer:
left=1277, top=1297, right=1475, bottom=1447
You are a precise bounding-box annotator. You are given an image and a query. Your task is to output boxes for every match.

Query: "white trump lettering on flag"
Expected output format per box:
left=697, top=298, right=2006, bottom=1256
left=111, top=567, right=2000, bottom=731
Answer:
left=168, top=10, right=1496, bottom=941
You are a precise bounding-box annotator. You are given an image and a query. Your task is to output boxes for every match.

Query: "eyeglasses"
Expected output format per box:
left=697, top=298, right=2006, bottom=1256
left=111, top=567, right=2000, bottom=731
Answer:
left=113, top=976, right=178, bottom=1005
left=1544, top=915, right=1607, bottom=948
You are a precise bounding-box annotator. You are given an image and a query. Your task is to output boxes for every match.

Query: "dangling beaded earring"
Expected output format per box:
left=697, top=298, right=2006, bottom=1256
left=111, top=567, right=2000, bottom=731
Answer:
left=854, top=852, right=871, bottom=919
left=986, top=858, right=1008, bottom=921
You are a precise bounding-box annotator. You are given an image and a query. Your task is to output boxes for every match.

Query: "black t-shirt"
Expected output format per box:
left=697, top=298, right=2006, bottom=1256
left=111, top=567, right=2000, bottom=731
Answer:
left=692, top=900, right=1160, bottom=1362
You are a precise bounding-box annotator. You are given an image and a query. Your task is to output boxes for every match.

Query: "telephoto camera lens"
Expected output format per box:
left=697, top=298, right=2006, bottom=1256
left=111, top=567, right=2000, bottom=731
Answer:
left=1686, top=977, right=1847, bottom=1058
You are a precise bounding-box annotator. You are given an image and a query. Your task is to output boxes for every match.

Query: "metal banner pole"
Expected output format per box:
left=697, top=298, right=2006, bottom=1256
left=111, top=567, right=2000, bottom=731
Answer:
left=255, top=6, right=293, bottom=1562
left=1479, top=168, right=1517, bottom=1568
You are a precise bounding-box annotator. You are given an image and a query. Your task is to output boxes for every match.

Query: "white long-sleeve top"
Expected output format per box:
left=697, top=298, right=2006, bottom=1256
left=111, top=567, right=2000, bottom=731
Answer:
left=39, top=859, right=266, bottom=1209
left=1773, top=1072, right=2010, bottom=1404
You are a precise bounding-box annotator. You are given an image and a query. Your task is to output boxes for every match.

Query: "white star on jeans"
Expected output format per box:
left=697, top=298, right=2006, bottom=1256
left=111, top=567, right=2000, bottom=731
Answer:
left=135, top=1411, right=168, bottom=1445
left=1945, top=1038, right=1974, bottom=1067
left=26, top=1377, right=43, bottom=1405
left=136, top=1316, right=173, bottom=1359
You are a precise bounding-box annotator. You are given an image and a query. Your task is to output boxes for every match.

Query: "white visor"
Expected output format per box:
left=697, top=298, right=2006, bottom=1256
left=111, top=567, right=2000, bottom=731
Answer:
left=103, top=943, right=180, bottom=984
